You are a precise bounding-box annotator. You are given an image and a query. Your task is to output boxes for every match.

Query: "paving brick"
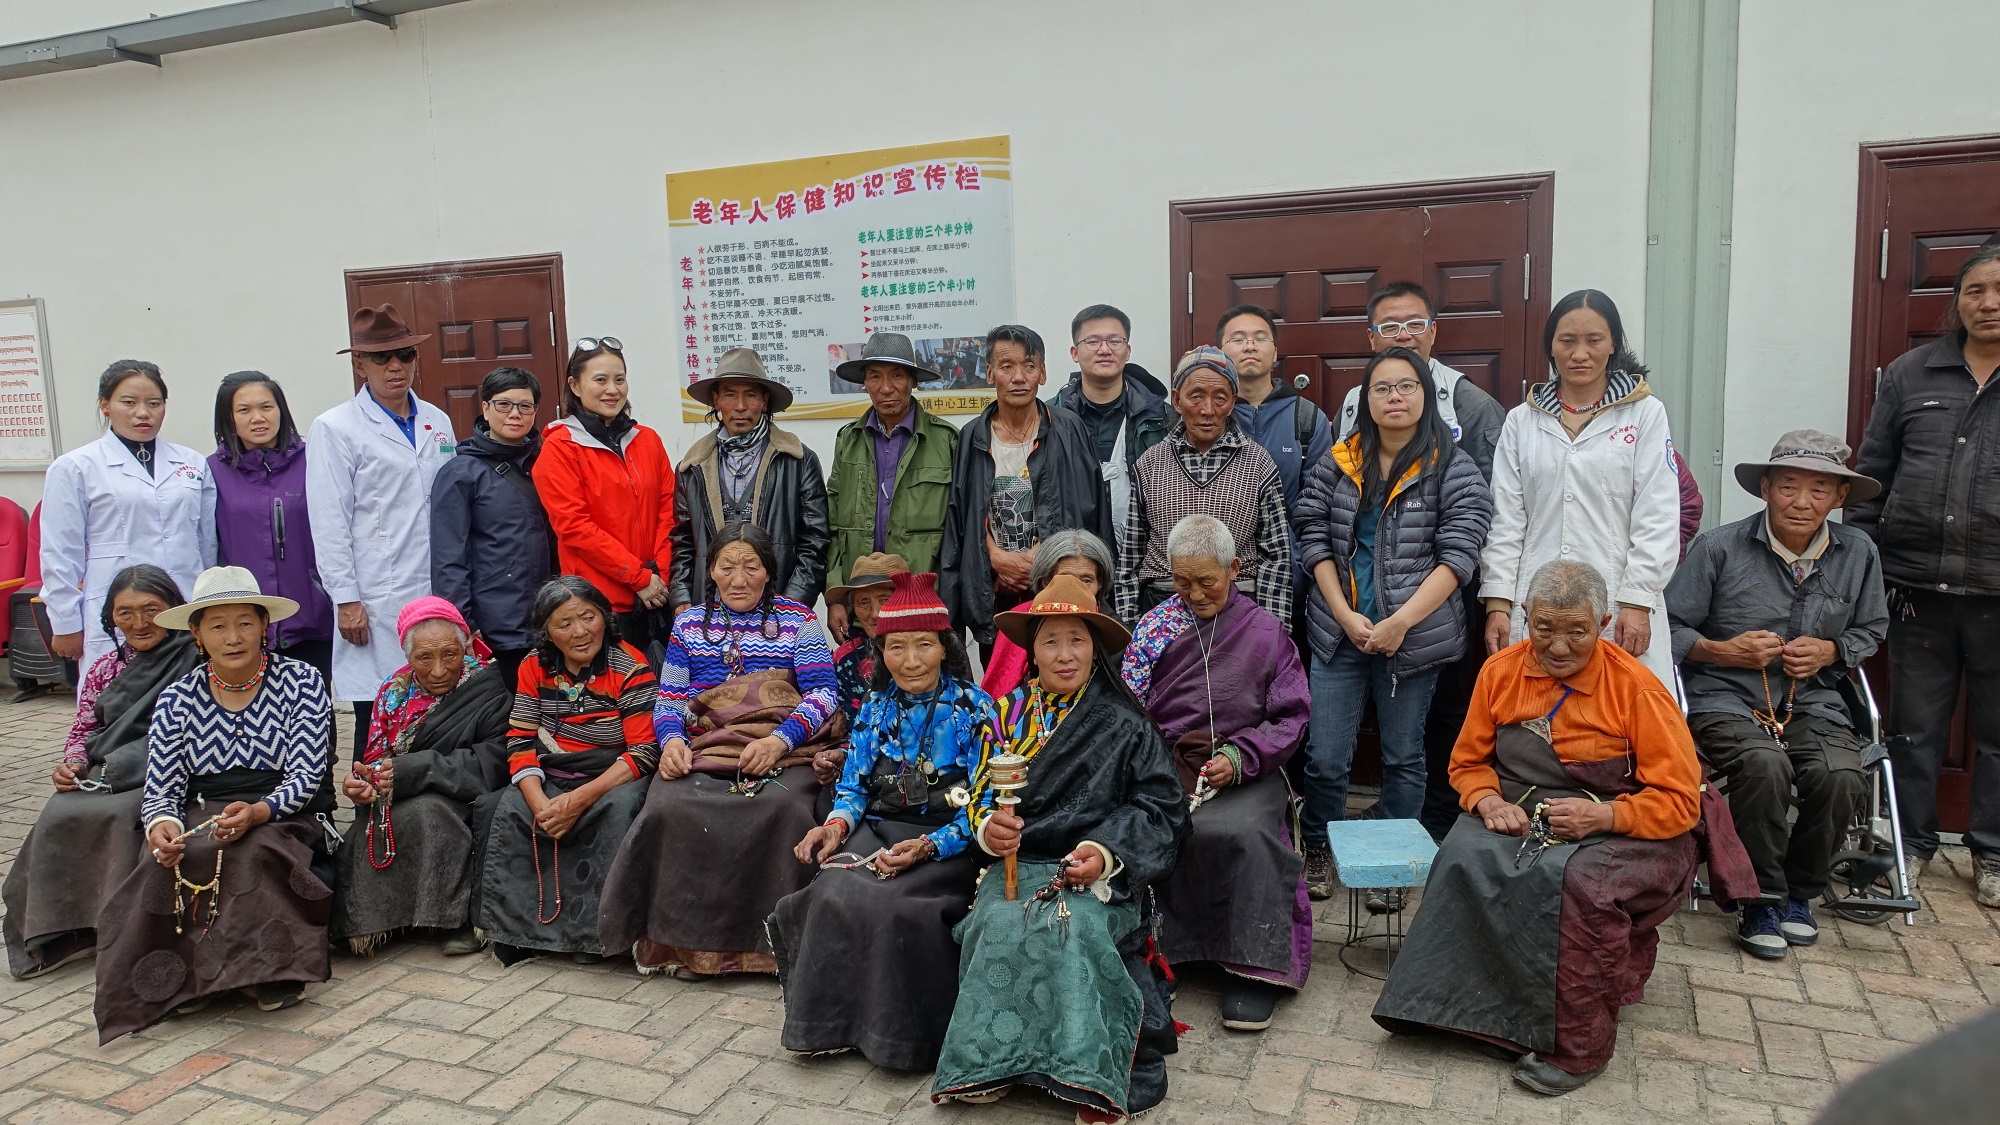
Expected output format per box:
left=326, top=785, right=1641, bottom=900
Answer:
left=306, top=1088, right=400, bottom=1125
left=1758, top=1020, right=1833, bottom=1080
left=554, top=1059, right=674, bottom=1104
left=214, top=1028, right=327, bottom=1066
left=547, top=995, right=649, bottom=1032
left=1700, top=1065, right=1838, bottom=1112
left=1630, top=1028, right=1761, bottom=1069
left=466, top=1051, right=577, bottom=1112
left=1748, top=997, right=1881, bottom=1035
left=465, top=1019, right=568, bottom=1075
left=384, top=996, right=490, bottom=1032
left=201, top=1059, right=315, bottom=1101
left=283, top=1052, right=404, bottom=1111
left=655, top=1049, right=758, bottom=1116
left=1694, top=988, right=1758, bottom=1043
left=1797, top=964, right=1868, bottom=1010
left=376, top=1059, right=494, bottom=1101
left=566, top=1099, right=690, bottom=1125
left=9, top=1096, right=125, bottom=1125
left=1855, top=968, right=1987, bottom=1005
left=1685, top=966, right=1805, bottom=1002
left=500, top=1088, right=587, bottom=1124
left=26, top=1058, right=136, bottom=1100
left=0, top=1052, right=66, bottom=1093
left=106, top=1052, right=235, bottom=1111
left=371, top=1024, right=487, bottom=1065
left=181, top=1096, right=308, bottom=1124
left=370, top=1098, right=499, bottom=1125
left=125, top=1090, right=225, bottom=1125
left=1867, top=992, right=1942, bottom=1042
left=463, top=990, right=563, bottom=1039
left=553, top=1025, right=659, bottom=1064
left=1307, top=1061, right=1435, bottom=1109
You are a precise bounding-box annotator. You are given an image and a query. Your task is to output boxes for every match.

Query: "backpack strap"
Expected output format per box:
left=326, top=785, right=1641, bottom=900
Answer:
left=488, top=459, right=540, bottom=503
left=1295, top=393, right=1318, bottom=446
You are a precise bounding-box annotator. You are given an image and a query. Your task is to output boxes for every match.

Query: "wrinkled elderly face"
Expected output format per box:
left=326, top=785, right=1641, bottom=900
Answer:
left=1526, top=601, right=1607, bottom=679
left=1959, top=259, right=2000, bottom=346
left=713, top=380, right=768, bottom=435
left=862, top=363, right=914, bottom=425
left=110, top=587, right=171, bottom=653
left=1173, top=370, right=1236, bottom=448
left=1171, top=554, right=1239, bottom=620
left=406, top=619, right=468, bottom=697
left=880, top=630, right=945, bottom=695
left=545, top=597, right=606, bottom=671
left=1761, top=468, right=1847, bottom=544
left=850, top=585, right=893, bottom=636
left=711, top=540, right=770, bottom=613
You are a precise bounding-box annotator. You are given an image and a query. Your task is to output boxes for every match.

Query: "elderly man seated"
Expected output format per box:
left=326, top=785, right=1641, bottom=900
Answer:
left=1666, top=430, right=1888, bottom=959
left=1373, top=559, right=1707, bottom=1096
left=1121, top=514, right=1310, bottom=1032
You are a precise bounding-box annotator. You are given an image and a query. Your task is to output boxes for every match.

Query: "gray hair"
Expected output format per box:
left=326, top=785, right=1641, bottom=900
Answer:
left=401, top=619, right=471, bottom=660
left=1166, top=514, right=1236, bottom=568
left=1031, top=529, right=1115, bottom=591
left=1524, top=560, right=1609, bottom=620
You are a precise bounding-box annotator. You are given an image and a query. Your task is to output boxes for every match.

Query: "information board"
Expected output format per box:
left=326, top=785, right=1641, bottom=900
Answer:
left=666, top=136, right=1015, bottom=421
left=0, top=299, right=60, bottom=468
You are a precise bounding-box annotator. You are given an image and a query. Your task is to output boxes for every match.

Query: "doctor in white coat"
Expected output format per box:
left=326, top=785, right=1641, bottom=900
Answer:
left=42, top=360, right=215, bottom=669
left=306, top=305, right=456, bottom=757
left=1479, top=290, right=1682, bottom=688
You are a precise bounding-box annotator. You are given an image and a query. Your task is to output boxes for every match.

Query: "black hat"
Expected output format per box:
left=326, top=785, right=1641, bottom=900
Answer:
left=835, top=332, right=935, bottom=384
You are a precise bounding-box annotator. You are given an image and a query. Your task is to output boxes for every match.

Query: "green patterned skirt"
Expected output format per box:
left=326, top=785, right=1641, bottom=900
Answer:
left=931, top=862, right=1143, bottom=1115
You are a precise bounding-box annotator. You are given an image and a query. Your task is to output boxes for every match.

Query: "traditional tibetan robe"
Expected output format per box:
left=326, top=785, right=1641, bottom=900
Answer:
left=931, top=670, right=1188, bottom=1119
left=330, top=660, right=511, bottom=953
left=1121, top=588, right=1313, bottom=990
left=4, top=633, right=199, bottom=979
left=769, top=675, right=992, bottom=1069
left=1373, top=639, right=1754, bottom=1075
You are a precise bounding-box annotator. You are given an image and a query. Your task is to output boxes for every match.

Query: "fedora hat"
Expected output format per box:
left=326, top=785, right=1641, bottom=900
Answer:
left=337, top=303, right=432, bottom=355
left=1733, top=429, right=1881, bottom=506
left=156, top=566, right=301, bottom=631
left=835, top=332, right=936, bottom=385
left=994, top=573, right=1130, bottom=655
left=688, top=347, right=795, bottom=414
left=824, top=552, right=910, bottom=607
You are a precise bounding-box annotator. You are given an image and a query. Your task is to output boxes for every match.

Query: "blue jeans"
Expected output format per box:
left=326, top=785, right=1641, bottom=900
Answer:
left=1302, top=642, right=1440, bottom=842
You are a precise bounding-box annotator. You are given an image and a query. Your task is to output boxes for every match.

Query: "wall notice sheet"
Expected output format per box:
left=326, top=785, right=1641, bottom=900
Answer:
left=0, top=299, right=59, bottom=468
left=666, top=135, right=1015, bottom=421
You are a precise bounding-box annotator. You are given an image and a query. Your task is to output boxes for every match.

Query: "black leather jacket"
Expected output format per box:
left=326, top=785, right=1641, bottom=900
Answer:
left=668, top=424, right=830, bottom=609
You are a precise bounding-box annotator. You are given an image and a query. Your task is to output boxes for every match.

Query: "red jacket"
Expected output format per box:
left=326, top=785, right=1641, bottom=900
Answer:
left=537, top=417, right=676, bottom=613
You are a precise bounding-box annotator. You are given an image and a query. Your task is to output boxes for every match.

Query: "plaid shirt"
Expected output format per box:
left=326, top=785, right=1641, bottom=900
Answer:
left=1116, top=422, right=1293, bottom=628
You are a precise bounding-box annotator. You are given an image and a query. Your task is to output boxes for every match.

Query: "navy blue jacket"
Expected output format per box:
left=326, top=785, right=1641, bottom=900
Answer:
left=429, top=429, right=557, bottom=652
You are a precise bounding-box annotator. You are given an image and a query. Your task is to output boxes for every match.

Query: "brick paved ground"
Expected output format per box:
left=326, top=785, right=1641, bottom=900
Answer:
left=1, top=689, right=1993, bottom=1123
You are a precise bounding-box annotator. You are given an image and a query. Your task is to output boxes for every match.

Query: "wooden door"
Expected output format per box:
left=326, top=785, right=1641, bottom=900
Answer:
left=1847, top=135, right=2000, bottom=834
left=1171, top=175, right=1553, bottom=414
left=345, top=254, right=568, bottom=438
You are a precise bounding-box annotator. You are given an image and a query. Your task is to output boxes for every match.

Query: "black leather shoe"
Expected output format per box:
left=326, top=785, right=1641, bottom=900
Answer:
left=1219, top=978, right=1282, bottom=1031
left=1512, top=1053, right=1603, bottom=1096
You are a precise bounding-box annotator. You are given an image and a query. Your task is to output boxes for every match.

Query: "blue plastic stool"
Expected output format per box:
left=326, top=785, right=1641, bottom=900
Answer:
left=1324, top=819, right=1437, bottom=979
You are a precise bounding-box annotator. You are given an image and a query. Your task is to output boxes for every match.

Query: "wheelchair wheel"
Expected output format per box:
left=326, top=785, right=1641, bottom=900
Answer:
left=1824, top=854, right=1895, bottom=925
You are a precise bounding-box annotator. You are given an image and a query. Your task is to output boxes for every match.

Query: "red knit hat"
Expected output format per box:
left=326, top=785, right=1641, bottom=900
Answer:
left=873, top=572, right=951, bottom=635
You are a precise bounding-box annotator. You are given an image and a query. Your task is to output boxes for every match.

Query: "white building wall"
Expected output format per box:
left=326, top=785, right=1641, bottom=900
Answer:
left=0, top=0, right=1655, bottom=511
left=1722, top=0, right=2000, bottom=521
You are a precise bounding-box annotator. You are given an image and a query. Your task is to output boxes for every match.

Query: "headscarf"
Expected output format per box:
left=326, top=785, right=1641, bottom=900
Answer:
left=365, top=598, right=490, bottom=764
left=716, top=412, right=772, bottom=515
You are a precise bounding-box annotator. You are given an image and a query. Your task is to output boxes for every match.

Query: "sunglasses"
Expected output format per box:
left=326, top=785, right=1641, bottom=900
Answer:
left=358, top=347, right=418, bottom=366
left=572, top=336, right=623, bottom=355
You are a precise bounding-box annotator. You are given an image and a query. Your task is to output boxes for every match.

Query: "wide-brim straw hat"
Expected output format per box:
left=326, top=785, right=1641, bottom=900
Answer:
left=688, top=346, right=796, bottom=413
left=1732, top=428, right=1881, bottom=506
left=824, top=552, right=909, bottom=606
left=156, top=566, right=300, bottom=631
left=994, top=573, right=1130, bottom=654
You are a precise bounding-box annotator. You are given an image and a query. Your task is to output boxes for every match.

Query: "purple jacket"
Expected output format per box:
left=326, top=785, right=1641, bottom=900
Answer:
left=208, top=441, right=334, bottom=647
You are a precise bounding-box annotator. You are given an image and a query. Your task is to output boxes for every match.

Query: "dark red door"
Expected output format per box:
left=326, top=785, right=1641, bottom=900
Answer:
left=1847, top=137, right=2000, bottom=833
left=345, top=255, right=568, bottom=438
left=1171, top=175, right=1553, bottom=414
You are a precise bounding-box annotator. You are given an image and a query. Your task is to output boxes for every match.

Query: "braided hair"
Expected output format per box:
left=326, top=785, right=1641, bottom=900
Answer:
left=700, top=521, right=784, bottom=646
left=98, top=564, right=185, bottom=658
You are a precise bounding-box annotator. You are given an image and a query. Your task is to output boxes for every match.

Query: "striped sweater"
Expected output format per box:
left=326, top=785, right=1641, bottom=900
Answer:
left=506, top=640, right=660, bottom=784
left=653, top=597, right=837, bottom=748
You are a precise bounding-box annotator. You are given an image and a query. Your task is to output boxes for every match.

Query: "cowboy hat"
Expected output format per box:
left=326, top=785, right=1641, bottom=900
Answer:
left=1733, top=429, right=1881, bottom=506
left=994, top=573, right=1130, bottom=654
left=835, top=332, right=937, bottom=385
left=337, top=304, right=432, bottom=355
left=155, top=566, right=301, bottom=631
left=688, top=347, right=796, bottom=413
left=823, top=552, right=910, bottom=607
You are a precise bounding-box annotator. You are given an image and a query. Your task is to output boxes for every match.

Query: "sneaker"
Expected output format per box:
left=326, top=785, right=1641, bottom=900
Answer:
left=1219, top=977, right=1282, bottom=1031
left=1736, top=903, right=1788, bottom=959
left=1778, top=898, right=1819, bottom=945
left=1977, top=859, right=2000, bottom=910
left=1305, top=846, right=1334, bottom=901
left=1365, top=889, right=1405, bottom=915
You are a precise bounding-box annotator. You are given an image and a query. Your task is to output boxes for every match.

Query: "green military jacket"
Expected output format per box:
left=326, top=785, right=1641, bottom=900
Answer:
left=826, top=402, right=959, bottom=586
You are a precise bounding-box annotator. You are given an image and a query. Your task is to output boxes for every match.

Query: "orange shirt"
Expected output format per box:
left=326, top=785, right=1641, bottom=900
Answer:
left=1450, top=639, right=1700, bottom=840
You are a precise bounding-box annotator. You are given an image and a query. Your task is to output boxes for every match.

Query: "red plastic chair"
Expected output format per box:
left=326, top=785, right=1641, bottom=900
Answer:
left=9, top=501, right=72, bottom=695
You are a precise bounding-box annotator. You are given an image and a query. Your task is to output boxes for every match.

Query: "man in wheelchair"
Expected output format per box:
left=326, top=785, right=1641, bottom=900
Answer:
left=1666, top=430, right=1889, bottom=958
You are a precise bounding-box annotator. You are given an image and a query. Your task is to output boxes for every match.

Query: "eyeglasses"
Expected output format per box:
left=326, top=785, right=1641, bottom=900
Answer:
left=485, top=399, right=538, bottom=416
left=1369, top=380, right=1424, bottom=399
left=358, top=347, right=418, bottom=366
left=1075, top=335, right=1128, bottom=351
left=572, top=336, right=623, bottom=355
left=1369, top=318, right=1434, bottom=337
left=1222, top=331, right=1274, bottom=347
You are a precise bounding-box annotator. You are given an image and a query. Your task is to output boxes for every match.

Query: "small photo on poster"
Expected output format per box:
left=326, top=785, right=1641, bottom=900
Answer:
left=829, top=336, right=987, bottom=394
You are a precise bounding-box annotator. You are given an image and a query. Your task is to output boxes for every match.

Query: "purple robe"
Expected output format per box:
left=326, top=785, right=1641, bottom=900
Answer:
left=1123, top=588, right=1313, bottom=988
left=209, top=441, right=335, bottom=648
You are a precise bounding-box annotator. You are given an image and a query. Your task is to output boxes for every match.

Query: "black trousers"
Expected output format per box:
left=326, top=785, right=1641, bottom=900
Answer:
left=1418, top=586, right=1488, bottom=842
left=1887, top=587, right=2000, bottom=861
left=1691, top=712, right=1865, bottom=900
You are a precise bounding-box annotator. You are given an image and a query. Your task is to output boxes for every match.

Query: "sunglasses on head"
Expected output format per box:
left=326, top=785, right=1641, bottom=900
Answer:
left=358, top=347, right=418, bottom=366
left=572, top=336, right=623, bottom=356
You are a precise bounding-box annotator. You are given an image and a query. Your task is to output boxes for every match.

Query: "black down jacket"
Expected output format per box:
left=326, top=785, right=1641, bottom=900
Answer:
left=429, top=429, right=557, bottom=652
left=668, top=424, right=830, bottom=609
left=1294, top=436, right=1492, bottom=676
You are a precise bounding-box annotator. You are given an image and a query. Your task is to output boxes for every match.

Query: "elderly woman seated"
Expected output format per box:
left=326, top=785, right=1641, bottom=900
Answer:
left=4, top=565, right=196, bottom=979
left=979, top=528, right=1116, bottom=697
left=330, top=597, right=512, bottom=957
left=475, top=576, right=656, bottom=966
left=1120, top=514, right=1311, bottom=1033
left=825, top=551, right=909, bottom=722
left=771, top=571, right=993, bottom=1070
left=600, top=522, right=840, bottom=978
left=931, top=574, right=1188, bottom=1124
left=1373, top=560, right=1752, bottom=1096
left=92, top=567, right=334, bottom=1042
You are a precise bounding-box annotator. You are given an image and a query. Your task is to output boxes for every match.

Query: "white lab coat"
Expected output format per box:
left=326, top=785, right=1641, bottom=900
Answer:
left=1478, top=387, right=1682, bottom=687
left=40, top=431, right=215, bottom=668
left=306, top=388, right=456, bottom=701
